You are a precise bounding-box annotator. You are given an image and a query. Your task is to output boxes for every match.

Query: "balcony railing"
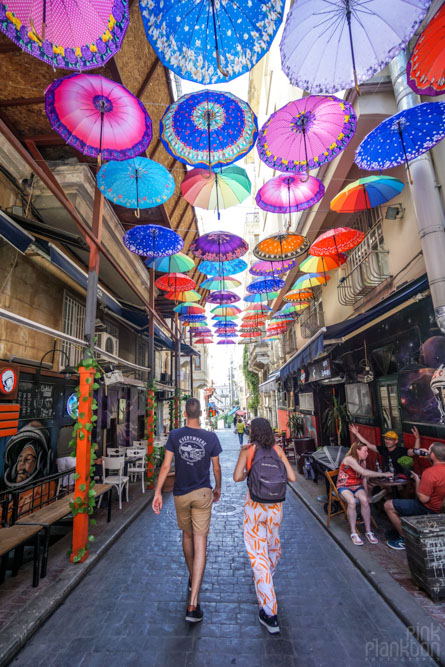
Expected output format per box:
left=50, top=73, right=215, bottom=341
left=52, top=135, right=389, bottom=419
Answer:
left=300, top=299, right=325, bottom=339
left=337, top=220, right=390, bottom=306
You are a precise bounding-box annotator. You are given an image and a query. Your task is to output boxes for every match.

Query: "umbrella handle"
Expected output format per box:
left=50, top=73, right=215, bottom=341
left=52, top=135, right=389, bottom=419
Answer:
left=134, top=208, right=140, bottom=219
left=29, top=17, right=44, bottom=43
left=216, top=48, right=229, bottom=78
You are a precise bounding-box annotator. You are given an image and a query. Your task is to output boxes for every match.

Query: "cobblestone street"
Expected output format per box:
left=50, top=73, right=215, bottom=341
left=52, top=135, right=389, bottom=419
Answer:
left=12, top=430, right=436, bottom=666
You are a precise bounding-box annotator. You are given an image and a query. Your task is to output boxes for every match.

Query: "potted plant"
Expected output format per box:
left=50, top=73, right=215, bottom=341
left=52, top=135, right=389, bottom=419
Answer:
left=322, top=395, right=350, bottom=446
left=287, top=412, right=305, bottom=440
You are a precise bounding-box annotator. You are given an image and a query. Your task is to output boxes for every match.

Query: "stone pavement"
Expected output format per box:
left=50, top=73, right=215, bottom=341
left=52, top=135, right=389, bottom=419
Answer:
left=11, top=430, right=437, bottom=666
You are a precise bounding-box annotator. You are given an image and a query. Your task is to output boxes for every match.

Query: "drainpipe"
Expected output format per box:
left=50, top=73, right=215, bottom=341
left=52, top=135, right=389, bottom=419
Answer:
left=389, top=50, right=445, bottom=333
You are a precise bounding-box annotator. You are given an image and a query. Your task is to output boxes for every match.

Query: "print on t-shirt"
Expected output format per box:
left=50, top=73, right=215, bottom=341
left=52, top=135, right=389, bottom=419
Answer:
left=179, top=435, right=207, bottom=465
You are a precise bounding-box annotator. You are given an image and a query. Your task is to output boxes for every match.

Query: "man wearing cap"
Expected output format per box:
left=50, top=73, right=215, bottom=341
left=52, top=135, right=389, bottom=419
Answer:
left=350, top=424, right=429, bottom=476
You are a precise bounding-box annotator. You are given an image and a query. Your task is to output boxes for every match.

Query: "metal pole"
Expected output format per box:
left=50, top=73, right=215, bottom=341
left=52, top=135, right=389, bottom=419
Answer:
left=389, top=50, right=445, bottom=333
left=189, top=330, right=194, bottom=397
left=148, top=266, right=155, bottom=384
left=84, top=182, right=103, bottom=353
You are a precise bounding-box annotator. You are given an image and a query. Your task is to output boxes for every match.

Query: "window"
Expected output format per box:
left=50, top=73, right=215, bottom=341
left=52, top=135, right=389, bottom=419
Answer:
left=345, top=383, right=373, bottom=418
left=194, top=356, right=201, bottom=370
left=378, top=381, right=402, bottom=432
left=61, top=293, right=85, bottom=369
left=300, top=298, right=325, bottom=339
left=299, top=392, right=314, bottom=412
left=135, top=339, right=147, bottom=380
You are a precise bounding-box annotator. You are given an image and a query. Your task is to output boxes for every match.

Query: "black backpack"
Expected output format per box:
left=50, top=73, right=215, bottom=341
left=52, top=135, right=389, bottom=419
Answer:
left=247, top=444, right=287, bottom=503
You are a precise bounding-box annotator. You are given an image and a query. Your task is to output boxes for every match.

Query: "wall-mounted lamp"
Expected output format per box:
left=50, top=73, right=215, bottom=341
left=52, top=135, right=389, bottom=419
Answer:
left=385, top=205, right=404, bottom=220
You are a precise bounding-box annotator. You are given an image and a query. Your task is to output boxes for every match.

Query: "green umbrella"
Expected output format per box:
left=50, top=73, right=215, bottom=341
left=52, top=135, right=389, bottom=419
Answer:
left=145, top=252, right=195, bottom=273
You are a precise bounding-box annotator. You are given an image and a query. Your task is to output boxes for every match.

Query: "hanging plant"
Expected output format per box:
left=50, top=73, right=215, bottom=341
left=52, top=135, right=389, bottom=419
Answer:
left=242, top=346, right=259, bottom=415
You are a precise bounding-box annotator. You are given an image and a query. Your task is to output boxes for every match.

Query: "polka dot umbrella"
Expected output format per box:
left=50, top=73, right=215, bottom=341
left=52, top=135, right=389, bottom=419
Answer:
left=179, top=314, right=207, bottom=322
left=123, top=224, right=183, bottom=257
left=407, top=3, right=445, bottom=97
left=190, top=231, right=248, bottom=262
left=355, top=102, right=445, bottom=185
left=253, top=232, right=310, bottom=262
left=256, top=173, right=325, bottom=227
left=206, top=291, right=240, bottom=305
left=246, top=277, right=286, bottom=294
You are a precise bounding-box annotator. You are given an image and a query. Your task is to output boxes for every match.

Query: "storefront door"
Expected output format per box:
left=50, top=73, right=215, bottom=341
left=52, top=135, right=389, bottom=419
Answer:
left=377, top=377, right=402, bottom=434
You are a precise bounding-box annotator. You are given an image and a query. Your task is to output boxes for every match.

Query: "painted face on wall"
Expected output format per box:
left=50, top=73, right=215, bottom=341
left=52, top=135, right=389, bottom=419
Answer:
left=15, top=445, right=37, bottom=483
left=1, top=369, right=15, bottom=393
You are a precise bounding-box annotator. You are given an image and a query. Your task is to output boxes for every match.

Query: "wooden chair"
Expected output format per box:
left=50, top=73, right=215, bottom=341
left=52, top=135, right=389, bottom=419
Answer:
left=325, top=470, right=378, bottom=530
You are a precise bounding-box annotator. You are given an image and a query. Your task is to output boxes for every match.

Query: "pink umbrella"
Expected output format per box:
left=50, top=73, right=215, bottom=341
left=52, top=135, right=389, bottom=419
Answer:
left=0, top=0, right=129, bottom=71
left=256, top=174, right=325, bottom=226
left=257, top=95, right=356, bottom=178
left=45, top=73, right=152, bottom=161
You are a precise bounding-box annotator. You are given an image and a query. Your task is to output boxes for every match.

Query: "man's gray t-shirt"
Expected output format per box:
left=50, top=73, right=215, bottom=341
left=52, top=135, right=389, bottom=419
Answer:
left=165, top=426, right=222, bottom=496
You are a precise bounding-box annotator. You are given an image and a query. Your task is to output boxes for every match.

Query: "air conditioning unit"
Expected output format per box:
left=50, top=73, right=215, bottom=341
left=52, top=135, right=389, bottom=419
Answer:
left=96, top=333, right=119, bottom=358
left=104, top=370, right=124, bottom=386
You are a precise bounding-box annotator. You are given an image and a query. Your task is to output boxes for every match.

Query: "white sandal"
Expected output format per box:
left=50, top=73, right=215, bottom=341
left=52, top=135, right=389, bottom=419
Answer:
left=365, top=531, right=379, bottom=544
left=350, top=532, right=363, bottom=546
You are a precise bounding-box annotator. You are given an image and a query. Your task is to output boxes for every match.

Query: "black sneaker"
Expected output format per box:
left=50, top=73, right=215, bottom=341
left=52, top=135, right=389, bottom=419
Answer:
left=258, top=608, right=280, bottom=634
left=185, top=604, right=203, bottom=623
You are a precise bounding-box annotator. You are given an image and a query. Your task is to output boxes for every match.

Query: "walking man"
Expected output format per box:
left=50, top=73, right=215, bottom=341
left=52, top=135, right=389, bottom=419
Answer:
left=152, top=397, right=222, bottom=623
left=236, top=417, right=245, bottom=446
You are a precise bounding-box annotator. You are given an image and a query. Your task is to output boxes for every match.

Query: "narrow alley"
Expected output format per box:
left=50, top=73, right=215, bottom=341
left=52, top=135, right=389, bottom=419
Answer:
left=12, top=430, right=434, bottom=667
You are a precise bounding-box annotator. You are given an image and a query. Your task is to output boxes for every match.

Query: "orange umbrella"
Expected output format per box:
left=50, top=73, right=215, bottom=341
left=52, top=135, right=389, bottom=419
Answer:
left=253, top=231, right=310, bottom=261
left=407, top=3, right=445, bottom=97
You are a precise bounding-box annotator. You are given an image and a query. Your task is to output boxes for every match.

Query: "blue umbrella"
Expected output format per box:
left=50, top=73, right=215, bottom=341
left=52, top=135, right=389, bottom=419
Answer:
left=246, top=277, right=285, bottom=294
left=123, top=224, right=183, bottom=257
left=355, top=102, right=445, bottom=185
left=198, top=259, right=248, bottom=276
left=145, top=253, right=195, bottom=273
left=160, top=90, right=258, bottom=172
left=217, top=332, right=237, bottom=338
left=244, top=292, right=279, bottom=303
left=179, top=314, right=207, bottom=322
left=98, top=157, right=175, bottom=217
left=139, top=0, right=284, bottom=85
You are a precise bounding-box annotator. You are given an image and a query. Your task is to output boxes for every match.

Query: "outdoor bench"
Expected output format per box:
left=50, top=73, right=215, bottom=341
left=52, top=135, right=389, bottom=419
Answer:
left=0, top=483, right=112, bottom=587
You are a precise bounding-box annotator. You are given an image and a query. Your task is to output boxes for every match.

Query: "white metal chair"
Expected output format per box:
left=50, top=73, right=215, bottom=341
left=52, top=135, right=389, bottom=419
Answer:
left=107, top=447, right=126, bottom=457
left=126, top=448, right=146, bottom=493
left=101, top=456, right=129, bottom=509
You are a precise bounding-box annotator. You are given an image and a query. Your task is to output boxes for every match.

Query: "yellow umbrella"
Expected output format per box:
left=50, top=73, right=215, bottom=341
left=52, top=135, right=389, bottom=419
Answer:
left=299, top=254, right=346, bottom=273
left=164, top=290, right=201, bottom=302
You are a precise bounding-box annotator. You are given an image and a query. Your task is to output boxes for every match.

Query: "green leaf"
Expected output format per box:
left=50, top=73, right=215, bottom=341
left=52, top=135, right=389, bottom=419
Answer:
left=85, top=423, right=93, bottom=432
left=79, top=484, right=86, bottom=491
left=72, top=472, right=80, bottom=480
left=86, top=377, right=92, bottom=384
left=90, top=518, right=97, bottom=526
left=78, top=431, right=85, bottom=440
left=88, top=535, right=95, bottom=542
left=92, top=382, right=99, bottom=390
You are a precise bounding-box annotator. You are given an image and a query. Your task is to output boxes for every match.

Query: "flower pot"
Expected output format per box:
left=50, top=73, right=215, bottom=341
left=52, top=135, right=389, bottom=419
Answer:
left=401, top=515, right=445, bottom=601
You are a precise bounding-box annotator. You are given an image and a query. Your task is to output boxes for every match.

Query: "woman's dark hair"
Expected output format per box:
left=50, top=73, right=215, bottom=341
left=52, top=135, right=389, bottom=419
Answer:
left=250, top=417, right=275, bottom=449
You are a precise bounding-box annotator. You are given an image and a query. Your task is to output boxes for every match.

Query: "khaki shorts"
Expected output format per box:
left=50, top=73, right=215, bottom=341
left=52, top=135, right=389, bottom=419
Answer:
left=174, top=487, right=213, bottom=535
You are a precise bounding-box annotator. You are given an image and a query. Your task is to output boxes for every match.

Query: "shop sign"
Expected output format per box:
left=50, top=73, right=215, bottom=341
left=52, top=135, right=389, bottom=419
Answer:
left=308, top=358, right=331, bottom=382
left=0, top=362, right=19, bottom=399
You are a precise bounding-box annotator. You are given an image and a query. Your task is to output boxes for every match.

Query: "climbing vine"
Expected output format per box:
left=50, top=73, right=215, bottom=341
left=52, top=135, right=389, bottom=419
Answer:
left=243, top=346, right=260, bottom=416
left=145, top=380, right=157, bottom=487
left=67, top=351, right=101, bottom=562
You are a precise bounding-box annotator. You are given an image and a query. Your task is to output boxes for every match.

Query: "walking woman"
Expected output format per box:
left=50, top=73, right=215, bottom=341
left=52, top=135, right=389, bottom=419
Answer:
left=337, top=441, right=392, bottom=546
left=233, top=418, right=296, bottom=634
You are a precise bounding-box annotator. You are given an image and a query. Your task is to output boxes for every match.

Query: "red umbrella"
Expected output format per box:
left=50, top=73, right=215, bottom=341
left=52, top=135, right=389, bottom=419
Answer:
left=309, top=227, right=364, bottom=257
left=155, top=272, right=196, bottom=292
left=407, top=3, right=445, bottom=97
left=240, top=331, right=262, bottom=338
left=194, top=338, right=213, bottom=344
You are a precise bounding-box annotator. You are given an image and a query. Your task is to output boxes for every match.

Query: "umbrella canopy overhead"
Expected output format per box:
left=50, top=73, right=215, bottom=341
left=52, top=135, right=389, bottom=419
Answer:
left=257, top=95, right=356, bottom=175
left=194, top=338, right=214, bottom=344
left=211, top=315, right=238, bottom=321
left=191, top=328, right=212, bottom=335
left=155, top=273, right=196, bottom=292
left=244, top=292, right=279, bottom=303
left=355, top=102, right=445, bottom=183
left=179, top=313, right=207, bottom=322
left=309, top=227, right=365, bottom=256
left=249, top=259, right=297, bottom=276
left=407, top=3, right=445, bottom=97
left=280, top=0, right=430, bottom=94
left=98, top=157, right=175, bottom=214
left=164, top=290, right=201, bottom=302
left=244, top=303, right=272, bottom=313
left=190, top=231, right=248, bottom=262
left=181, top=166, right=251, bottom=219
left=198, top=258, right=247, bottom=276
left=160, top=90, right=258, bottom=170
left=216, top=332, right=237, bottom=338
left=217, top=339, right=236, bottom=344
left=174, top=303, right=205, bottom=314
left=123, top=224, right=183, bottom=257
left=246, top=277, right=286, bottom=294
left=292, top=274, right=330, bottom=289
left=211, top=305, right=242, bottom=315
left=299, top=254, right=347, bottom=274
left=240, top=331, right=262, bottom=338
left=140, top=0, right=284, bottom=85
left=145, top=252, right=195, bottom=273
left=330, top=176, right=405, bottom=213
left=201, top=277, right=242, bottom=291
left=0, top=0, right=129, bottom=70
left=45, top=74, right=152, bottom=161
left=256, top=174, right=325, bottom=218
left=206, top=291, right=240, bottom=305
left=254, top=232, right=310, bottom=261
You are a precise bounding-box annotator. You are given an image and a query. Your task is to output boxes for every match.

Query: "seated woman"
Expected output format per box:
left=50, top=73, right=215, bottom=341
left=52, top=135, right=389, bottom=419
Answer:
left=337, top=442, right=392, bottom=546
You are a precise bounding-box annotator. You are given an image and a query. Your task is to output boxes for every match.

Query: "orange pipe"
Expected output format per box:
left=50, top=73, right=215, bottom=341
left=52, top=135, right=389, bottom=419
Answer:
left=71, top=366, right=95, bottom=563
left=146, top=389, right=155, bottom=489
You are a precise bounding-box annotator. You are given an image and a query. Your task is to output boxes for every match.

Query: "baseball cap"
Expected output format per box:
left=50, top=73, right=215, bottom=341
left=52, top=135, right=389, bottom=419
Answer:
left=383, top=430, right=399, bottom=440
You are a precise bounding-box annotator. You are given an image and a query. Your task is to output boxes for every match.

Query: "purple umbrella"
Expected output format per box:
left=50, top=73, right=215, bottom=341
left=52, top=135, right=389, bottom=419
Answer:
left=217, top=332, right=237, bottom=338
left=250, top=259, right=297, bottom=276
left=257, top=95, right=357, bottom=177
left=217, top=339, right=236, bottom=345
left=247, top=277, right=285, bottom=294
left=206, top=291, right=240, bottom=305
left=189, top=231, right=248, bottom=262
left=256, top=174, right=325, bottom=227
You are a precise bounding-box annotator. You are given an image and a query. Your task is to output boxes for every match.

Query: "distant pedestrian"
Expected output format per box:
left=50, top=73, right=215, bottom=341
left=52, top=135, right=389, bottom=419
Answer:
left=235, top=417, right=245, bottom=446
left=233, top=417, right=296, bottom=634
left=153, top=398, right=222, bottom=623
